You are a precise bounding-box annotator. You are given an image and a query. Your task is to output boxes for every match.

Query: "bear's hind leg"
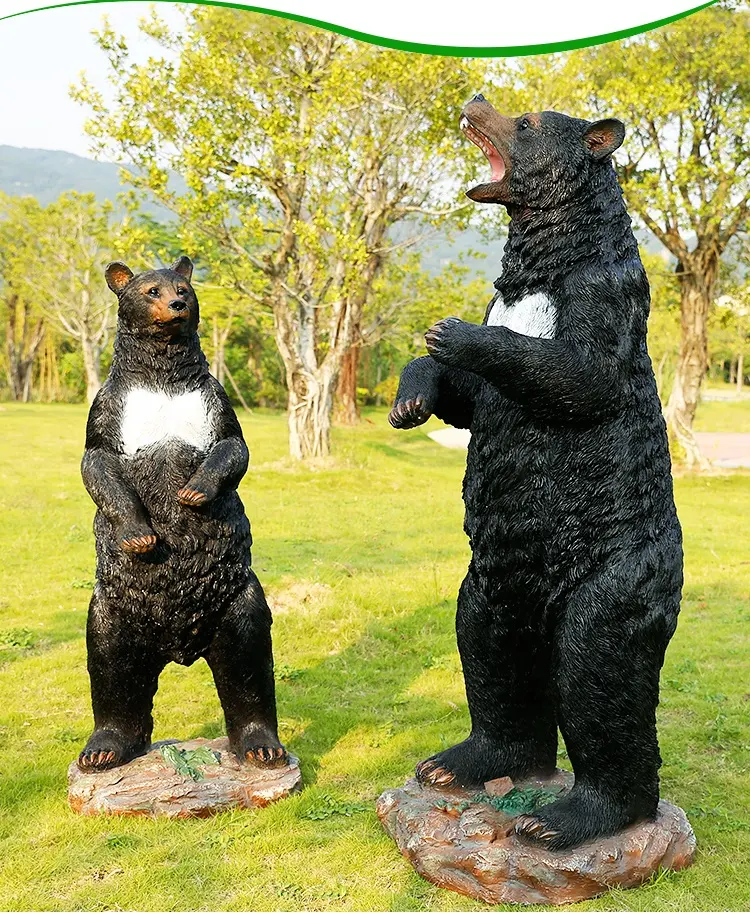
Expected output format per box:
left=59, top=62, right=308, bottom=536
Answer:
left=79, top=589, right=165, bottom=771
left=515, top=557, right=679, bottom=850
left=206, top=573, right=287, bottom=768
left=417, top=572, right=557, bottom=788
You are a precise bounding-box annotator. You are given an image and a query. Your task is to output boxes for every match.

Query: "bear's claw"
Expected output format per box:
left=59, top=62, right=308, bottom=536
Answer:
left=78, top=748, right=120, bottom=771
left=177, top=486, right=209, bottom=506
left=514, top=814, right=561, bottom=844
left=388, top=396, right=432, bottom=429
left=416, top=759, right=458, bottom=788
left=121, top=534, right=157, bottom=554
left=424, top=317, right=464, bottom=362
left=245, top=745, right=288, bottom=768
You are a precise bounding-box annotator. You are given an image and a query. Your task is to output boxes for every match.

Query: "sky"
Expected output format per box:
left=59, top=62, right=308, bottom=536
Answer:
left=0, top=2, right=179, bottom=158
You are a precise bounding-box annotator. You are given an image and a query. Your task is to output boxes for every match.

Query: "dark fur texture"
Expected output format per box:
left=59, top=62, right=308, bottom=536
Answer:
left=390, top=98, right=682, bottom=850
left=78, top=257, right=286, bottom=772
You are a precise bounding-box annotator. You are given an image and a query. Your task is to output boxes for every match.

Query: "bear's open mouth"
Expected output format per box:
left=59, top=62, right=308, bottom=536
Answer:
left=460, top=115, right=506, bottom=184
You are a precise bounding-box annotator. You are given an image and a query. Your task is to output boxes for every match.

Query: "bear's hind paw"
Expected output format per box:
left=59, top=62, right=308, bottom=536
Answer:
left=514, top=814, right=561, bottom=845
left=416, top=759, right=458, bottom=788
left=513, top=787, right=645, bottom=850
left=77, top=746, right=122, bottom=772
left=245, top=744, right=289, bottom=768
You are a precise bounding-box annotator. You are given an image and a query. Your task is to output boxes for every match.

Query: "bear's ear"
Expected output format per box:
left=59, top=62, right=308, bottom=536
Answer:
left=171, top=256, right=194, bottom=282
left=105, top=261, right=134, bottom=294
left=583, top=119, right=625, bottom=160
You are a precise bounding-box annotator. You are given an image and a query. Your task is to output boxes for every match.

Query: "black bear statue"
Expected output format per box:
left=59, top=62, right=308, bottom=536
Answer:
left=390, top=96, right=683, bottom=851
left=78, top=256, right=287, bottom=772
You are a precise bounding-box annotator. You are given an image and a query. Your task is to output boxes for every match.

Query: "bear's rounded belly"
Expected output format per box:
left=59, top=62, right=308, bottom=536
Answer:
left=122, top=438, right=205, bottom=508
left=94, top=508, right=251, bottom=663
left=463, top=398, right=676, bottom=594
left=94, top=437, right=252, bottom=662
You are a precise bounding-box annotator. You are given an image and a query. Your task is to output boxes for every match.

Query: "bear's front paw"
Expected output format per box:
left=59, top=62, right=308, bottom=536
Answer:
left=389, top=393, right=434, bottom=429
left=117, top=522, right=157, bottom=554
left=177, top=484, right=214, bottom=507
left=425, top=317, right=474, bottom=366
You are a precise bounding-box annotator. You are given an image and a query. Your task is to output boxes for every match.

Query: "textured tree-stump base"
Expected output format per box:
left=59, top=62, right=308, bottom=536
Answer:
left=377, top=770, right=696, bottom=906
left=68, top=737, right=302, bottom=818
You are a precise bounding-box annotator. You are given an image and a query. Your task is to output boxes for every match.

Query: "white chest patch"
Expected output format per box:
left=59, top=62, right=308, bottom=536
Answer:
left=120, top=388, right=215, bottom=456
left=487, top=291, right=557, bottom=339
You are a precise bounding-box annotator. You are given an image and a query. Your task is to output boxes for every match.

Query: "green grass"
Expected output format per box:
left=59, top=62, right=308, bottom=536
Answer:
left=694, top=393, right=750, bottom=433
left=0, top=402, right=748, bottom=912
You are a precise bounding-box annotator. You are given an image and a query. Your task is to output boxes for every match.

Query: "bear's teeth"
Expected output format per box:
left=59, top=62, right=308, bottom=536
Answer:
left=460, top=116, right=470, bottom=130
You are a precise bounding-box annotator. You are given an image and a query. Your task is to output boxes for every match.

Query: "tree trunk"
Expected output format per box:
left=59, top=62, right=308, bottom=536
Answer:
left=211, top=317, right=230, bottom=385
left=287, top=368, right=336, bottom=460
left=664, top=259, right=717, bottom=469
left=4, top=298, right=44, bottom=402
left=333, top=344, right=361, bottom=426
left=737, top=352, right=744, bottom=394
left=81, top=336, right=102, bottom=404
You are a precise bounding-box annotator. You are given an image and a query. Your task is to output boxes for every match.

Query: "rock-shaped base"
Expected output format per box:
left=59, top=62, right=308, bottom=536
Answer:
left=68, top=737, right=301, bottom=818
left=377, top=771, right=696, bottom=906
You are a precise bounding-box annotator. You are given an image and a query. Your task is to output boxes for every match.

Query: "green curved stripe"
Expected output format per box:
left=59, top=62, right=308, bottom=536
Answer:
left=0, top=0, right=718, bottom=56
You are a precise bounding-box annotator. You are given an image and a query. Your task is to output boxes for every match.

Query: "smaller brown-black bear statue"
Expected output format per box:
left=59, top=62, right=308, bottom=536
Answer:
left=78, top=256, right=286, bottom=772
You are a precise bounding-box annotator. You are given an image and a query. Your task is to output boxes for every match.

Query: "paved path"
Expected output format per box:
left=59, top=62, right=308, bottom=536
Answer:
left=428, top=428, right=750, bottom=468
left=694, top=433, right=750, bottom=468
left=428, top=428, right=471, bottom=449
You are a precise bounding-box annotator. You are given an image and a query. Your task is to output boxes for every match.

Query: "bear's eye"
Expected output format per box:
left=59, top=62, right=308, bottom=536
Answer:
left=519, top=118, right=530, bottom=131
left=177, top=287, right=188, bottom=296
left=148, top=287, right=160, bottom=297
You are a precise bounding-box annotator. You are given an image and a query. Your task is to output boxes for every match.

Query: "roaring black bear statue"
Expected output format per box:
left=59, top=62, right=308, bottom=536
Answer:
left=78, top=257, right=286, bottom=772
left=390, top=96, right=683, bottom=850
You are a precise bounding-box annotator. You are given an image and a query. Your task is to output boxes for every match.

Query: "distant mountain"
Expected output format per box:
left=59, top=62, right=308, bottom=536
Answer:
left=0, top=144, right=504, bottom=282
left=0, top=145, right=181, bottom=218
left=0, top=145, right=664, bottom=286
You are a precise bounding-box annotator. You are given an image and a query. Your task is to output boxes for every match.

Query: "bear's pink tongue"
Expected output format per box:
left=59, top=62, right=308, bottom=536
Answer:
left=460, top=116, right=505, bottom=183
left=488, top=150, right=505, bottom=183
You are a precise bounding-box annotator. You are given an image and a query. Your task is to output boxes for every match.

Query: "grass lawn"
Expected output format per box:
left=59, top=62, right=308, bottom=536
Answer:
left=0, top=400, right=748, bottom=912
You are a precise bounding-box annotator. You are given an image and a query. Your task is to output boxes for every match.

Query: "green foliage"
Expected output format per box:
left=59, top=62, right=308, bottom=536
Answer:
left=709, top=281, right=750, bottom=367
left=0, top=628, right=35, bottom=650
left=275, top=663, right=303, bottom=682
left=373, top=375, right=400, bottom=406
left=301, top=792, right=369, bottom=820
left=642, top=250, right=681, bottom=401
left=0, top=190, right=157, bottom=402
left=159, top=744, right=220, bottom=781
left=360, top=252, right=491, bottom=402
left=474, top=786, right=561, bottom=816
left=434, top=786, right=560, bottom=817
left=584, top=6, right=750, bottom=246
left=71, top=578, right=96, bottom=590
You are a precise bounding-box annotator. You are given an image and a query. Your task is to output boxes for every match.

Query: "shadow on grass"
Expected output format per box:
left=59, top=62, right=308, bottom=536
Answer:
left=364, top=437, right=465, bottom=470
left=0, top=594, right=458, bottom=824
left=3, top=572, right=747, bottom=838
left=190, top=596, right=463, bottom=789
